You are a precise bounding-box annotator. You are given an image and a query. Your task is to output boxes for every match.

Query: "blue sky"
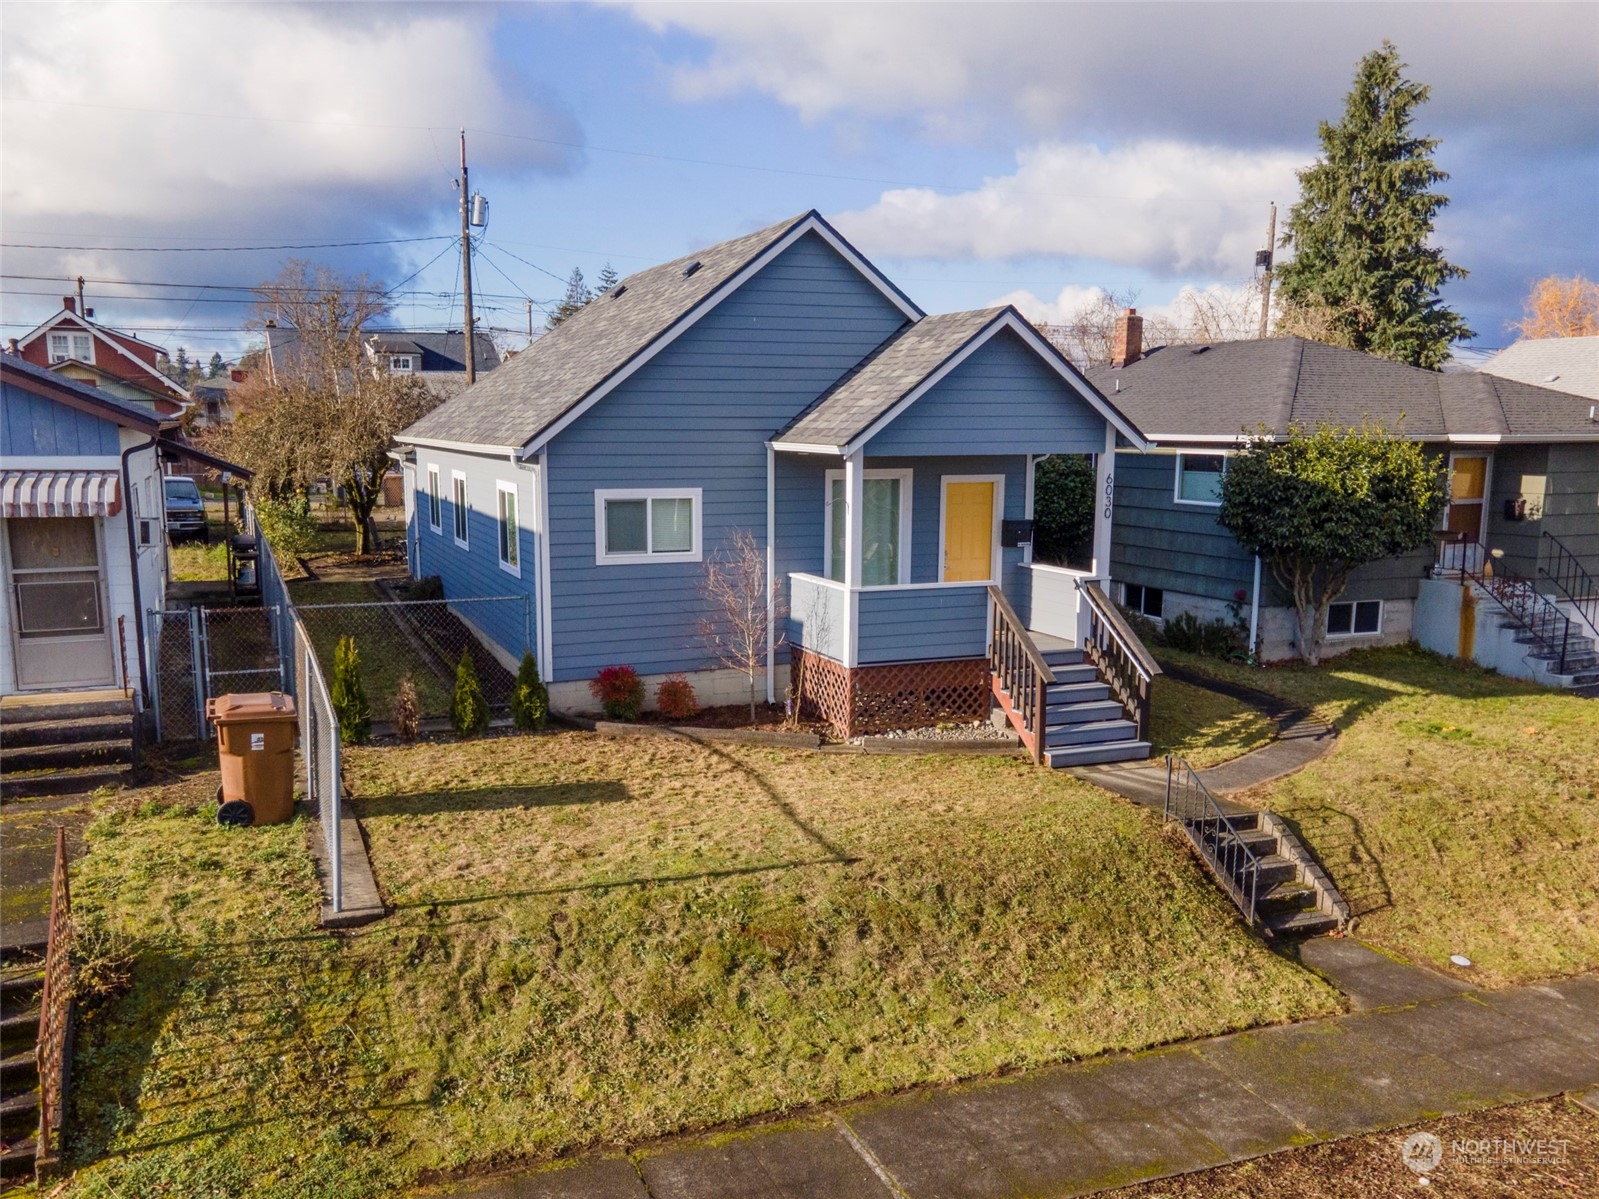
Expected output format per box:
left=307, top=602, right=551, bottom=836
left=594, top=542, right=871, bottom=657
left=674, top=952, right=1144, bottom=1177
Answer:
left=2, top=2, right=1595, bottom=365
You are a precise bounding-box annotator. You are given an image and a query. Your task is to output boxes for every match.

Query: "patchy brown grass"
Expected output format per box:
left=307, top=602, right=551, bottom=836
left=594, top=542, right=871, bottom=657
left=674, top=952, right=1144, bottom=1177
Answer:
left=1148, top=675, right=1275, bottom=768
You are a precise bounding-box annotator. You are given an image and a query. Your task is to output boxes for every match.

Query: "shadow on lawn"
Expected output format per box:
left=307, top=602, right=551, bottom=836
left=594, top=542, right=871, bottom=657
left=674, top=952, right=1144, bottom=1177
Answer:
left=351, top=779, right=631, bottom=817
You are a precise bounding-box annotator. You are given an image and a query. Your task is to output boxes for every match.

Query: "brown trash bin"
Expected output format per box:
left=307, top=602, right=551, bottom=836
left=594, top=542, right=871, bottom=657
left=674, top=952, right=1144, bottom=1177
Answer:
left=206, top=691, right=298, bottom=826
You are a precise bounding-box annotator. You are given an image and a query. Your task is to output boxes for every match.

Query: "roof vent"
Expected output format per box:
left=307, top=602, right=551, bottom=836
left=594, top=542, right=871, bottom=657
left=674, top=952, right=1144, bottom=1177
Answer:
left=681, top=260, right=701, bottom=278
left=610, top=284, right=627, bottom=299
left=1545, top=374, right=1560, bottom=383
left=1190, top=345, right=1211, bottom=355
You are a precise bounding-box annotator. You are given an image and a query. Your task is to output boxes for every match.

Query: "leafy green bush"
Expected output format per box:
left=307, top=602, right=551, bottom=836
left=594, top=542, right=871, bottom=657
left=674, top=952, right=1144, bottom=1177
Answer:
left=1032, top=454, right=1096, bottom=567
left=510, top=651, right=549, bottom=732
left=331, top=635, right=371, bottom=745
left=1161, top=611, right=1244, bottom=659
left=450, top=649, right=491, bottom=738
left=253, top=492, right=319, bottom=559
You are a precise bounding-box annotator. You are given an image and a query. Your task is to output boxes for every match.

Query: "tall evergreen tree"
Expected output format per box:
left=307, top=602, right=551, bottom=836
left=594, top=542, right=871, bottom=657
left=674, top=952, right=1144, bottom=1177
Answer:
left=207, top=351, right=226, bottom=378
left=1275, top=41, right=1471, bottom=370
left=595, top=262, right=621, bottom=296
left=545, top=267, right=592, bottom=330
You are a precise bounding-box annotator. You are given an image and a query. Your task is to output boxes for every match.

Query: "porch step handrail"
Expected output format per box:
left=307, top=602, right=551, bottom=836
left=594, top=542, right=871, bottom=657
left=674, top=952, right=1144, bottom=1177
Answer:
left=1436, top=532, right=1579, bottom=674
left=1077, top=579, right=1160, bottom=743
left=1539, top=530, right=1599, bottom=639
left=988, top=585, right=1054, bottom=765
left=1164, top=756, right=1259, bottom=927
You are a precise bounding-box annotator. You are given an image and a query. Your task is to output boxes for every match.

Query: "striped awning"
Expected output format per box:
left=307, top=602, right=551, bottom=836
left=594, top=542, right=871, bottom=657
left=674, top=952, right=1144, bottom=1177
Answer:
left=0, top=470, right=122, bottom=518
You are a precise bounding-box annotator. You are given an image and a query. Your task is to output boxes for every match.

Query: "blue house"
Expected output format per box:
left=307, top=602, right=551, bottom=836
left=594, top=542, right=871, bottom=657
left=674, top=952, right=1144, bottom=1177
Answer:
left=395, top=212, right=1159, bottom=764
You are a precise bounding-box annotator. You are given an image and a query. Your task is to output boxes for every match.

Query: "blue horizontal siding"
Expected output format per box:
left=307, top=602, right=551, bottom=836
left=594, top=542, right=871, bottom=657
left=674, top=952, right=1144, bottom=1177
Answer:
left=411, top=446, right=535, bottom=661
left=865, top=328, right=1104, bottom=457
left=1, top=383, right=121, bottom=457
left=788, top=575, right=846, bottom=661
left=856, top=586, right=989, bottom=664
left=546, top=231, right=909, bottom=682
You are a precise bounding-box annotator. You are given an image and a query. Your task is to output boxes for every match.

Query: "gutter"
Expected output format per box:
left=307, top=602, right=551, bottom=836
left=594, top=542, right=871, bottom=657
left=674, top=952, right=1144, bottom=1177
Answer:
left=121, top=433, right=157, bottom=705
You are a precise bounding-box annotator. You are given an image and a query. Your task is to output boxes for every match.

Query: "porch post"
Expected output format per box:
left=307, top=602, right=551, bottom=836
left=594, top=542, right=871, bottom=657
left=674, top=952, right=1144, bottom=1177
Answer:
left=842, top=449, right=864, bottom=668
left=1092, top=425, right=1116, bottom=586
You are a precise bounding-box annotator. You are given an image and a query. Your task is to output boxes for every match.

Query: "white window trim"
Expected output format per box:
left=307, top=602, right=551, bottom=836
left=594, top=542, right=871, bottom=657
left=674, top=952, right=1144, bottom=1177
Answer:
left=1173, top=452, right=1227, bottom=507
left=426, top=465, right=442, bottom=533
left=496, top=479, right=521, bottom=577
left=390, top=354, right=417, bottom=372
left=48, top=331, right=95, bottom=366
left=937, top=474, right=1006, bottom=585
left=1326, top=598, right=1384, bottom=639
left=451, top=469, right=469, bottom=549
left=593, top=487, right=703, bottom=566
left=1120, top=581, right=1166, bottom=623
left=823, top=467, right=912, bottom=587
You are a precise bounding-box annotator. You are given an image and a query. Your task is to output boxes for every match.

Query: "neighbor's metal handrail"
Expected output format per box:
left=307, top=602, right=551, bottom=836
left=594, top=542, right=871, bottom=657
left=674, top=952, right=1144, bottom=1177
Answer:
left=1164, top=756, right=1259, bottom=927
left=1540, top=530, right=1599, bottom=639
left=1078, top=580, right=1160, bottom=742
left=1436, top=531, right=1578, bottom=674
left=36, top=826, right=73, bottom=1165
left=988, top=585, right=1055, bottom=765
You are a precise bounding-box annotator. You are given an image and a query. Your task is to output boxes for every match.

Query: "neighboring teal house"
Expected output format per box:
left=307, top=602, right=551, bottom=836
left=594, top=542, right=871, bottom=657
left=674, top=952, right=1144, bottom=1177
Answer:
left=395, top=211, right=1160, bottom=764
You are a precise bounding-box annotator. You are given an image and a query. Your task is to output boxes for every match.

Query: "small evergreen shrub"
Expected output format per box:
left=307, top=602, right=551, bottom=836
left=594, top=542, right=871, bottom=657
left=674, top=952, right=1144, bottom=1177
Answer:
left=392, top=675, right=421, bottom=742
left=331, top=635, right=371, bottom=745
left=510, top=651, right=550, bottom=732
left=1162, top=611, right=1244, bottom=659
left=655, top=674, right=699, bottom=721
left=450, top=649, right=491, bottom=738
left=589, top=665, right=645, bottom=721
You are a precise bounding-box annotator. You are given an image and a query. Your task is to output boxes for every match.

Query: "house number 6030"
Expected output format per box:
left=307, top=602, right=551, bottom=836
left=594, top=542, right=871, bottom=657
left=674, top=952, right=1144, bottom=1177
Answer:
left=1102, top=475, right=1114, bottom=520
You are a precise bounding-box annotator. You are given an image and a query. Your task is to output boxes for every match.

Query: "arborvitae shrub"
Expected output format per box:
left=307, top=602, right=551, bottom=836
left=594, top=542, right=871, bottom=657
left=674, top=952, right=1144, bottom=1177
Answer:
left=331, top=635, right=371, bottom=745
left=450, top=649, right=490, bottom=738
left=510, top=651, right=549, bottom=732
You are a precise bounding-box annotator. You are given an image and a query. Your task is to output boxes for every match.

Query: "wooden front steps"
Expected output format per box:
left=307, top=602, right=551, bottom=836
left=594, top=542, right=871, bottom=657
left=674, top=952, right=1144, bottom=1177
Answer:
left=994, top=634, right=1151, bottom=767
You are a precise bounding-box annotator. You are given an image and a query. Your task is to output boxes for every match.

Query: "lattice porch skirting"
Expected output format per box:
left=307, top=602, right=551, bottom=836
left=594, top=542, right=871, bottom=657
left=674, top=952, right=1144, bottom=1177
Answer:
left=790, top=648, right=990, bottom=738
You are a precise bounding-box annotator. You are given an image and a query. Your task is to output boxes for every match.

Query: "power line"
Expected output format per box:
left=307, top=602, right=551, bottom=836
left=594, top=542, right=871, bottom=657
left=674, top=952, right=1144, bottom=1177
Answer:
left=0, top=284, right=549, bottom=307
left=0, top=235, right=454, bottom=253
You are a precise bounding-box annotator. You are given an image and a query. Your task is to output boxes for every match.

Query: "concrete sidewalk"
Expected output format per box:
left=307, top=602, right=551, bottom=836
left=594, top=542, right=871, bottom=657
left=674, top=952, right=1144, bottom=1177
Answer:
left=439, top=954, right=1599, bottom=1199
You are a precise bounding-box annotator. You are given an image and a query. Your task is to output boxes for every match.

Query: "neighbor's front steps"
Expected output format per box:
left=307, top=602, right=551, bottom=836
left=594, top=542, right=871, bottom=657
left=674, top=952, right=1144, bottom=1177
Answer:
left=0, top=954, right=44, bottom=1183
left=0, top=693, right=135, bottom=800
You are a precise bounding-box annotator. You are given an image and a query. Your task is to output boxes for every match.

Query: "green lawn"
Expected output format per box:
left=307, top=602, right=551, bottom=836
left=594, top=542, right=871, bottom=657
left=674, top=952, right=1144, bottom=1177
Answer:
left=1147, top=674, right=1275, bottom=768
left=288, top=579, right=456, bottom=718
left=64, top=735, right=1338, bottom=1198
left=1160, top=644, right=1599, bottom=987
left=167, top=540, right=229, bottom=582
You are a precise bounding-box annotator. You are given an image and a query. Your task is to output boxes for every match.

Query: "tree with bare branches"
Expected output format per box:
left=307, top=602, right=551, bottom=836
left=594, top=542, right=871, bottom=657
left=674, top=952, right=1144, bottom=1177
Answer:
left=1513, top=275, right=1599, bottom=339
left=696, top=528, right=786, bottom=721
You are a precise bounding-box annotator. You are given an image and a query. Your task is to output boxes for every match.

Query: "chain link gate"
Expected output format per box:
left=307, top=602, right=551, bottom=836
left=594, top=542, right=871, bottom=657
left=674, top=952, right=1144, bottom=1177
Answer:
left=148, top=603, right=285, bottom=740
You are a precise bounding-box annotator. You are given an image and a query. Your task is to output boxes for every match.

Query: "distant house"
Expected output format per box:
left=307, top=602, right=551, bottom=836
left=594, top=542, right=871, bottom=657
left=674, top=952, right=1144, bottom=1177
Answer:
left=1088, top=314, right=1599, bottom=686
left=395, top=211, right=1160, bottom=764
left=1480, top=336, right=1599, bottom=401
left=262, top=326, right=500, bottom=400
left=12, top=297, right=189, bottom=419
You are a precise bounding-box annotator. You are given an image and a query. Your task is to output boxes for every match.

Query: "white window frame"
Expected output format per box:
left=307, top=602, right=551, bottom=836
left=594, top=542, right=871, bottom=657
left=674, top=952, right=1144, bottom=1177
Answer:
left=390, top=354, right=417, bottom=373
left=1120, top=581, right=1165, bottom=622
left=495, top=479, right=521, bottom=577
left=48, top=331, right=94, bottom=365
left=823, top=468, right=912, bottom=587
left=1173, top=452, right=1227, bottom=507
left=1326, top=598, right=1383, bottom=639
left=426, top=465, right=442, bottom=533
left=593, top=488, right=703, bottom=566
left=451, top=469, right=469, bottom=549
left=937, top=474, right=1006, bottom=585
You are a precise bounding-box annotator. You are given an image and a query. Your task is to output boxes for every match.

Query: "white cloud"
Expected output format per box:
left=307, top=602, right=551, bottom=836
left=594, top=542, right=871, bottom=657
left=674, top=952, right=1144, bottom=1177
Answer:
left=1001, top=280, right=1263, bottom=340
left=833, top=141, right=1300, bottom=275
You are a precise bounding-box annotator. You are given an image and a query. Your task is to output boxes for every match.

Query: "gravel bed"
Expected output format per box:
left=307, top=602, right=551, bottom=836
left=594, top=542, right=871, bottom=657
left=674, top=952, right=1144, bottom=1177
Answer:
left=851, top=721, right=1015, bottom=745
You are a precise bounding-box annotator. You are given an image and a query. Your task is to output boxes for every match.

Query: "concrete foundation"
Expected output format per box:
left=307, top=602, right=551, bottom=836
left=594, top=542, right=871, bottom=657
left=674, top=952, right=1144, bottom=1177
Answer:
left=548, top=664, right=792, bottom=715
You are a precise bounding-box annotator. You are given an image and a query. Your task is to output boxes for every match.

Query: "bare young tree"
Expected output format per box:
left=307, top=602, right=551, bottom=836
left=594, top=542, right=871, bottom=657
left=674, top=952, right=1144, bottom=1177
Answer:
left=696, top=528, right=787, bottom=722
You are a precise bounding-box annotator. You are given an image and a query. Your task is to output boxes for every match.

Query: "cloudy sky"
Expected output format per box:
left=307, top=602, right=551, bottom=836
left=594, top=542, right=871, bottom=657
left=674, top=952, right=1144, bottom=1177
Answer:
left=2, top=1, right=1595, bottom=366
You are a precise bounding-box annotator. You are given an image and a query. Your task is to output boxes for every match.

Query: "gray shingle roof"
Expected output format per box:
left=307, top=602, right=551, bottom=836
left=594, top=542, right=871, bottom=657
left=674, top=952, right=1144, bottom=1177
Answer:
left=398, top=211, right=827, bottom=450
left=1086, top=337, right=1599, bottom=442
left=774, top=308, right=1004, bottom=447
left=2, top=354, right=164, bottom=431
left=1480, top=336, right=1599, bottom=401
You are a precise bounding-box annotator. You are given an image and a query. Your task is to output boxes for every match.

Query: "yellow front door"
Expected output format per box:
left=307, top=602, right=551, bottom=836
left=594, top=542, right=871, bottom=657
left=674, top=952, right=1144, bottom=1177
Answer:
left=943, top=481, right=995, bottom=582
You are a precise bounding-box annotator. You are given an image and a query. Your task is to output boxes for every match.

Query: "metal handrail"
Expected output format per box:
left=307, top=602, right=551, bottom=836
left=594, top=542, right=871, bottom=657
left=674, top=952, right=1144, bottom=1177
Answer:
left=1164, top=756, right=1259, bottom=927
left=1078, top=580, right=1160, bottom=742
left=1436, top=532, right=1577, bottom=674
left=988, top=586, right=1055, bottom=765
left=1540, top=530, right=1599, bottom=639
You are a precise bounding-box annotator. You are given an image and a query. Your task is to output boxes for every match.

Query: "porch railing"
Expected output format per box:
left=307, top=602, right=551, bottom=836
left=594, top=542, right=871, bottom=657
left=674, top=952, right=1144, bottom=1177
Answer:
left=1078, top=580, right=1160, bottom=742
left=1436, top=532, right=1578, bottom=674
left=1164, top=757, right=1259, bottom=927
left=1539, top=530, right=1599, bottom=639
left=988, top=585, right=1054, bottom=765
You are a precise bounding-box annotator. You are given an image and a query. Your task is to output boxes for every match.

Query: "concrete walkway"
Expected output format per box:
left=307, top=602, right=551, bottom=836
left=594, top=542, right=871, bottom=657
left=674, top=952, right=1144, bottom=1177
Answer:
left=439, top=953, right=1599, bottom=1199
left=1070, top=665, right=1337, bottom=813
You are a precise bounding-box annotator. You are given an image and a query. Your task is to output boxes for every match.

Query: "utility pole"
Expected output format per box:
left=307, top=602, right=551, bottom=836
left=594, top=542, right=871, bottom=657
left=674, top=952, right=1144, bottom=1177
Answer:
left=525, top=299, right=534, bottom=342
left=460, top=129, right=477, bottom=385
left=1256, top=202, right=1277, bottom=340
left=76, top=275, right=86, bottom=316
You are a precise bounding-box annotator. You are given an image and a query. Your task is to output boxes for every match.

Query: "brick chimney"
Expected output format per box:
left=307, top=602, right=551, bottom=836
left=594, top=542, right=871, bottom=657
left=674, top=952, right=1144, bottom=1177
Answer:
left=230, top=369, right=247, bottom=383
left=62, top=296, right=76, bottom=314
left=1111, top=307, right=1143, bottom=368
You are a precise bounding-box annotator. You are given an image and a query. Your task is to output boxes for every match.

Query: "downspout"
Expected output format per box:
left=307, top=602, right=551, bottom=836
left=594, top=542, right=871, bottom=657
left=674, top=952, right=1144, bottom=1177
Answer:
left=1248, top=553, right=1262, bottom=659
left=765, top=444, right=776, bottom=705
left=122, top=434, right=157, bottom=706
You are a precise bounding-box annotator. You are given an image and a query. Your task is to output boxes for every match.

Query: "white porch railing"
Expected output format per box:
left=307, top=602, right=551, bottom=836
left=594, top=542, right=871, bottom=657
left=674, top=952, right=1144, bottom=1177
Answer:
left=1020, top=561, right=1099, bottom=643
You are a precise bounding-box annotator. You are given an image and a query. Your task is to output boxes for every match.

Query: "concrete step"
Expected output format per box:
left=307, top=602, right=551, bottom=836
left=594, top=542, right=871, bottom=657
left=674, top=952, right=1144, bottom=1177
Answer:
left=1045, top=740, right=1151, bottom=768
left=0, top=1088, right=38, bottom=1141
left=1259, top=879, right=1318, bottom=913
left=1044, top=718, right=1136, bottom=748
left=0, top=739, right=132, bottom=772
left=0, top=1011, right=38, bottom=1056
left=1, top=763, right=131, bottom=800
left=1263, top=907, right=1339, bottom=937
left=1253, top=854, right=1300, bottom=888
left=0, top=714, right=133, bottom=749
left=1044, top=699, right=1126, bottom=726
left=1042, top=681, right=1111, bottom=706
left=0, top=695, right=132, bottom=724
left=0, top=1049, right=37, bottom=1091
left=0, top=1135, right=36, bottom=1181
left=0, top=974, right=42, bottom=1022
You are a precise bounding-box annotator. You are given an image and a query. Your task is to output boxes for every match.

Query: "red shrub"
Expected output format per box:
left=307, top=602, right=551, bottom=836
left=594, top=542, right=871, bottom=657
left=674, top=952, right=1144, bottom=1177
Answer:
left=589, top=665, right=645, bottom=721
left=655, top=674, right=699, bottom=721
